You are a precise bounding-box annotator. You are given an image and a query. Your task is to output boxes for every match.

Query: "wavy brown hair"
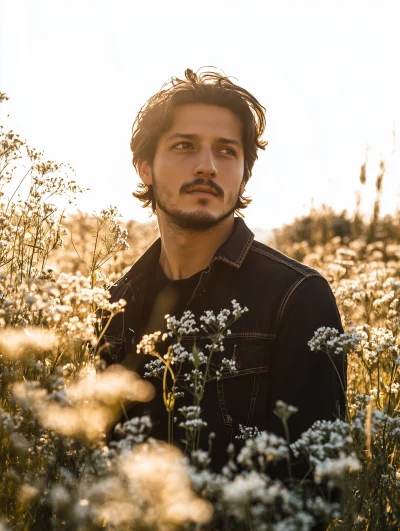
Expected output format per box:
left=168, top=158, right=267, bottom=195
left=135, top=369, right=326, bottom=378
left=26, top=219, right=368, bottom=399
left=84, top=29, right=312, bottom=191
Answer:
left=130, top=67, right=268, bottom=216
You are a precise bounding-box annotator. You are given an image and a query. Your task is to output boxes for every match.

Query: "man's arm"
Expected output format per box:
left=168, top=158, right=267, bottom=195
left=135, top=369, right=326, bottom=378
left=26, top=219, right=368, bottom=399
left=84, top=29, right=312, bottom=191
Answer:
left=266, top=274, right=347, bottom=455
left=260, top=274, right=344, bottom=531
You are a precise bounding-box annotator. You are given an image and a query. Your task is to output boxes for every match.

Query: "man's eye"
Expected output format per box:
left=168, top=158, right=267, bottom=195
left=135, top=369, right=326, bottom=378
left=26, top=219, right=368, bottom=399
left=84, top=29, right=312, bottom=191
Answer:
left=220, top=147, right=236, bottom=156
left=173, top=142, right=192, bottom=150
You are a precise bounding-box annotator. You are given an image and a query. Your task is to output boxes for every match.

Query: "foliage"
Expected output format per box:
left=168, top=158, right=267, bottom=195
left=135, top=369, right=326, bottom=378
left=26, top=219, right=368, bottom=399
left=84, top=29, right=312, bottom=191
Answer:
left=49, top=211, right=157, bottom=283
left=0, top=92, right=399, bottom=530
left=270, top=153, right=400, bottom=258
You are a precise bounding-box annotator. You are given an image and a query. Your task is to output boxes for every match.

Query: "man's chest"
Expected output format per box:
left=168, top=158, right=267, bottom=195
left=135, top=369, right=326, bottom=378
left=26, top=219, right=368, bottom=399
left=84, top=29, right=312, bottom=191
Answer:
left=128, top=269, right=277, bottom=417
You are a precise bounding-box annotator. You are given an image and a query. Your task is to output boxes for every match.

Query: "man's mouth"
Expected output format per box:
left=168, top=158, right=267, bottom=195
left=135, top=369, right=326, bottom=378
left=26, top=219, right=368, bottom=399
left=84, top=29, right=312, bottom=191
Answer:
left=186, top=186, right=218, bottom=196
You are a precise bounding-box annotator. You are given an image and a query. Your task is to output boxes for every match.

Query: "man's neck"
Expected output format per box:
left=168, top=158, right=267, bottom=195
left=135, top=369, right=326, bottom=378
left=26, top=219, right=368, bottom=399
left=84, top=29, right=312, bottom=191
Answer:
left=157, top=214, right=235, bottom=280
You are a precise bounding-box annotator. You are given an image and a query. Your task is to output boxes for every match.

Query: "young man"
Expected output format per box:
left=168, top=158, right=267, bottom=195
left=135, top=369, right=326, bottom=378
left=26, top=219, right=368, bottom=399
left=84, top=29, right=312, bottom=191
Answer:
left=100, top=68, right=346, bottom=477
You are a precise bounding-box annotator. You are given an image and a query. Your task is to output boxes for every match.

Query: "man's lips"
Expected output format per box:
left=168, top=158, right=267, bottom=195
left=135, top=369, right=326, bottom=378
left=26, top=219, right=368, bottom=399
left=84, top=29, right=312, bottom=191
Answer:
left=186, top=187, right=218, bottom=196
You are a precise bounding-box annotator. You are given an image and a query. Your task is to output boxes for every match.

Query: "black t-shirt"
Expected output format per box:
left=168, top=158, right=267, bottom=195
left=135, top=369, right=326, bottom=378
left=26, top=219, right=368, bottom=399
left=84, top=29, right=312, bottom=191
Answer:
left=125, top=261, right=203, bottom=441
left=138, top=261, right=203, bottom=341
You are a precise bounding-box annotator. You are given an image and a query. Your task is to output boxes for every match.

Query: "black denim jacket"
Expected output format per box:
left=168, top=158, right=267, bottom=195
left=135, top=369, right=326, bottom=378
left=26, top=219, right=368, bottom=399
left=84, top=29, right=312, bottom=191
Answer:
left=100, top=217, right=347, bottom=473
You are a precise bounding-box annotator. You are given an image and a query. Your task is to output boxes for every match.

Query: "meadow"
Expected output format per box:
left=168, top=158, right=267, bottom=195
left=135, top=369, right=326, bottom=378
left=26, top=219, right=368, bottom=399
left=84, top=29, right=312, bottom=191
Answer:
left=0, top=91, right=399, bottom=530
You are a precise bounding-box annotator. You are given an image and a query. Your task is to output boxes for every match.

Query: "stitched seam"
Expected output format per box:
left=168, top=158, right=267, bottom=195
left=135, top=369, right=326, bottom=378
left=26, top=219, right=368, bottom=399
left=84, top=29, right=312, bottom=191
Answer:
left=218, top=366, right=269, bottom=379
left=211, top=256, right=241, bottom=269
left=111, top=276, right=141, bottom=301
left=183, top=266, right=211, bottom=312
left=250, top=245, right=306, bottom=275
left=118, top=283, right=136, bottom=351
left=212, top=231, right=254, bottom=268
left=236, top=231, right=254, bottom=266
left=123, top=276, right=143, bottom=289
left=181, top=332, right=275, bottom=341
left=246, top=376, right=260, bottom=426
left=104, top=335, right=124, bottom=342
left=217, top=379, right=232, bottom=426
left=275, top=274, right=323, bottom=335
left=227, top=333, right=275, bottom=339
left=275, top=277, right=307, bottom=335
left=247, top=339, right=263, bottom=424
left=117, top=238, right=161, bottom=284
left=249, top=244, right=320, bottom=276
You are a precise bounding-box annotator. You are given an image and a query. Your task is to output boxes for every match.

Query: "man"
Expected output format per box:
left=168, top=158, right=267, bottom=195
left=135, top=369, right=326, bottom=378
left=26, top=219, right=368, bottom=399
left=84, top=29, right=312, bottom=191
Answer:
left=100, top=68, right=346, bottom=478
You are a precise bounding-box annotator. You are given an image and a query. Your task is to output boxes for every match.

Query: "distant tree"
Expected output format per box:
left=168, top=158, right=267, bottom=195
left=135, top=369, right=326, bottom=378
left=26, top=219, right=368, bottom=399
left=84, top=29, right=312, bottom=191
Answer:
left=270, top=153, right=400, bottom=255
left=271, top=205, right=355, bottom=249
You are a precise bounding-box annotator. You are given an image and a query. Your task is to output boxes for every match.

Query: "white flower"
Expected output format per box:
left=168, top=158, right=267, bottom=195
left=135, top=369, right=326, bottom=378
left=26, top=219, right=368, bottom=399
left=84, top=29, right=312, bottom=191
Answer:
left=314, top=452, right=361, bottom=487
left=308, top=327, right=363, bottom=356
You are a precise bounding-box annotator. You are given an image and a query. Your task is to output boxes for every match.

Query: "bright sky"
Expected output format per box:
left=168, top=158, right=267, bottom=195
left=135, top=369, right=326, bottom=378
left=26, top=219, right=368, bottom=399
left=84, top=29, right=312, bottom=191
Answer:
left=1, top=0, right=399, bottom=232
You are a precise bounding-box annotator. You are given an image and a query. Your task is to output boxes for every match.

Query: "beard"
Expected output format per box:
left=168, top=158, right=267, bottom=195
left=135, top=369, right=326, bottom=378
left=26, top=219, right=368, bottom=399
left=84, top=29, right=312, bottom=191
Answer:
left=152, top=172, right=241, bottom=232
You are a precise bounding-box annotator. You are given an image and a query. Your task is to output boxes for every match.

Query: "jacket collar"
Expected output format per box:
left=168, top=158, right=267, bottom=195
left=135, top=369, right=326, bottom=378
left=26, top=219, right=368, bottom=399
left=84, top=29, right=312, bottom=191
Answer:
left=123, top=216, right=255, bottom=283
left=211, top=216, right=254, bottom=268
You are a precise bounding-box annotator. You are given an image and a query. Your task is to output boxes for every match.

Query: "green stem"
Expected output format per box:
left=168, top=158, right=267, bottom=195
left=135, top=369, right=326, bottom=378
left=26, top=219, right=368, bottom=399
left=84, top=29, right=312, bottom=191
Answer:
left=5, top=165, right=33, bottom=213
left=282, top=419, right=293, bottom=483
left=168, top=410, right=173, bottom=446
left=377, top=358, right=381, bottom=408
left=325, top=351, right=349, bottom=421
left=386, top=361, right=396, bottom=415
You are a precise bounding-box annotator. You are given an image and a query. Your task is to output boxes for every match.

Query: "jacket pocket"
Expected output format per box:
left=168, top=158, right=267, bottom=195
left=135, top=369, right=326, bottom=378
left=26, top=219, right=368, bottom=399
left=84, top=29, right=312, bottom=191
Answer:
left=215, top=335, right=271, bottom=429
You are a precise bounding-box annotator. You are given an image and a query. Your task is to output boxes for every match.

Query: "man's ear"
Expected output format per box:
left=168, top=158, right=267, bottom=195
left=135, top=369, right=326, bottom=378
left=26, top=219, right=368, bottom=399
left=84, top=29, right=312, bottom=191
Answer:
left=240, top=179, right=246, bottom=196
left=138, top=160, right=153, bottom=185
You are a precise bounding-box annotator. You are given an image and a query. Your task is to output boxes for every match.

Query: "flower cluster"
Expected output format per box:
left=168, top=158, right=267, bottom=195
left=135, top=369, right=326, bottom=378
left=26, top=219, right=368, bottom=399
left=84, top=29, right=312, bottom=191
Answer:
left=236, top=431, right=289, bottom=469
left=136, top=300, right=249, bottom=455
left=291, top=419, right=353, bottom=467
left=308, top=326, right=363, bottom=356
left=314, top=452, right=361, bottom=488
left=178, top=406, right=208, bottom=432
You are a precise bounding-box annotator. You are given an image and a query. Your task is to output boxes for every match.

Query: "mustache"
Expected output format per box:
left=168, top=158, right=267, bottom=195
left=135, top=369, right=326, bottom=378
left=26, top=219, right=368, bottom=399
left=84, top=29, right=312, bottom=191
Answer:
left=180, top=179, right=223, bottom=197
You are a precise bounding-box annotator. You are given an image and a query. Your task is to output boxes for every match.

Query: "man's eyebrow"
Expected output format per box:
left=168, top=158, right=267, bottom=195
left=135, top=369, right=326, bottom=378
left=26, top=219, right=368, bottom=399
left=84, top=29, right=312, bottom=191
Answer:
left=166, top=132, right=243, bottom=149
left=218, top=137, right=243, bottom=149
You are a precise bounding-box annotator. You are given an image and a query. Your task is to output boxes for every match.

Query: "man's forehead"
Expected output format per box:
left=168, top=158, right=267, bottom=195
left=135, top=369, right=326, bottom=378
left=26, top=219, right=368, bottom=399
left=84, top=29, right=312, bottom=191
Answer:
left=163, top=103, right=243, bottom=141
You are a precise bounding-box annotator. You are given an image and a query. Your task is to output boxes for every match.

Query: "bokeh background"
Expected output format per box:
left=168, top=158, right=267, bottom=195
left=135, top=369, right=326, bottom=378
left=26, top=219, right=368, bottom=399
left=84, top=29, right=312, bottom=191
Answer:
left=1, top=0, right=399, bottom=242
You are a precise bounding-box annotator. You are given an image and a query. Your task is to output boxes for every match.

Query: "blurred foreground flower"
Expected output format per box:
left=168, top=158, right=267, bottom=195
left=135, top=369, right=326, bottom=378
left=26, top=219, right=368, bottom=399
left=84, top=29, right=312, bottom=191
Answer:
left=67, top=363, right=154, bottom=406
left=13, top=365, right=154, bottom=443
left=81, top=443, right=213, bottom=530
left=0, top=327, right=57, bottom=359
left=314, top=452, right=361, bottom=488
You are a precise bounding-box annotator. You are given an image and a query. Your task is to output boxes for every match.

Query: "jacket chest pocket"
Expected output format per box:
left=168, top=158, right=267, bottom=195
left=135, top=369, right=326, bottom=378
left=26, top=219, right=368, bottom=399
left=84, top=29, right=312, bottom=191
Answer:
left=215, top=334, right=272, bottom=429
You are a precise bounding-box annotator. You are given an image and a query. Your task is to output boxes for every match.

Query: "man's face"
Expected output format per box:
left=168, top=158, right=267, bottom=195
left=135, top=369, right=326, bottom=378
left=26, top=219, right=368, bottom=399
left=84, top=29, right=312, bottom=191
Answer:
left=139, top=104, right=245, bottom=231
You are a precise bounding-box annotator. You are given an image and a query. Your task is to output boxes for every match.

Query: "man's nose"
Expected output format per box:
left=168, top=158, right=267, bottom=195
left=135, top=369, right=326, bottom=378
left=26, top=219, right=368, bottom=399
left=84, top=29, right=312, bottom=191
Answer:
left=193, top=148, right=217, bottom=179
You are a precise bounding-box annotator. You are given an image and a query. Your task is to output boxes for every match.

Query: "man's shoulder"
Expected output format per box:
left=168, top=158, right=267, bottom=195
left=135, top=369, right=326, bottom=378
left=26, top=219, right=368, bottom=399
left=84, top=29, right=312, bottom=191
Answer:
left=107, top=263, right=142, bottom=298
left=243, top=240, right=338, bottom=332
left=246, top=239, right=324, bottom=281
left=108, top=238, right=161, bottom=296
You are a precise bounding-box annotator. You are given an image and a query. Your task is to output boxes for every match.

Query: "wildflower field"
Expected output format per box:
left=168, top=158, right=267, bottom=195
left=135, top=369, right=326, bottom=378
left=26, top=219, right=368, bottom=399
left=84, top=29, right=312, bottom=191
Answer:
left=0, top=91, right=399, bottom=530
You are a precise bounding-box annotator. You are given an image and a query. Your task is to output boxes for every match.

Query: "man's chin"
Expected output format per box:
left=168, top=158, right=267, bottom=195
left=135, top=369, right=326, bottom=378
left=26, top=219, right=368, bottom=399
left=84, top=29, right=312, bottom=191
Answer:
left=162, top=208, right=234, bottom=232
